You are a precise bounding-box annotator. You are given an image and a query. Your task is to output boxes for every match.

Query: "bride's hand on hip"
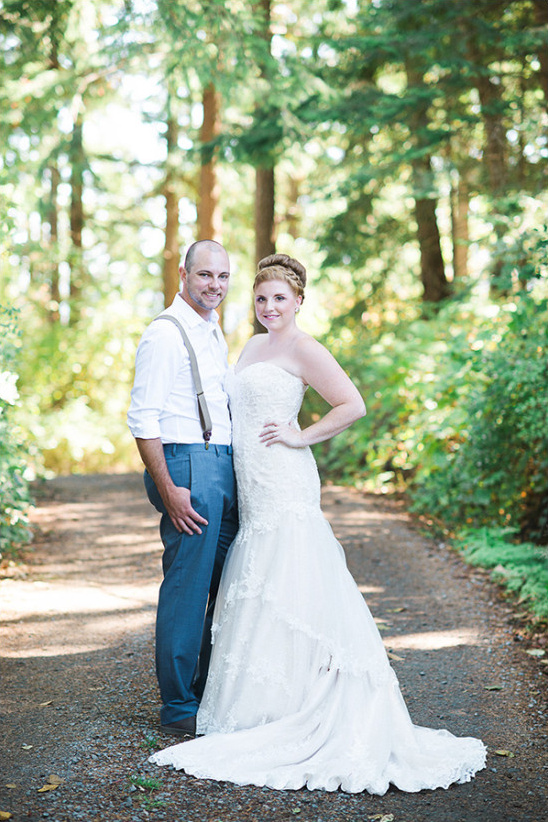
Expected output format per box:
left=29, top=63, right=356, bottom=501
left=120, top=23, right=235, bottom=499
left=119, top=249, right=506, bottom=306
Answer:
left=259, top=421, right=304, bottom=448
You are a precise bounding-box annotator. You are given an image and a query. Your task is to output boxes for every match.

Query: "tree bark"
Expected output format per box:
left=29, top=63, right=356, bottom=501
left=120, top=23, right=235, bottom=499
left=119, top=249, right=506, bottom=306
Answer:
left=255, top=167, right=276, bottom=264
left=69, top=113, right=84, bottom=324
left=405, top=62, right=450, bottom=304
left=414, top=188, right=450, bottom=302
left=466, top=36, right=507, bottom=195
left=162, top=106, right=180, bottom=308
left=46, top=162, right=61, bottom=322
left=197, top=83, right=222, bottom=242
left=254, top=167, right=276, bottom=332
left=450, top=176, right=470, bottom=280
left=533, top=0, right=548, bottom=104
left=197, top=83, right=224, bottom=324
left=253, top=0, right=275, bottom=333
left=285, top=174, right=301, bottom=240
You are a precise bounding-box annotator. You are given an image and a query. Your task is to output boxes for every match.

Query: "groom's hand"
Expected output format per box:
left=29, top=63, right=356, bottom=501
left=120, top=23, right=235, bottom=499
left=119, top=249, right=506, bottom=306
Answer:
left=164, top=485, right=208, bottom=535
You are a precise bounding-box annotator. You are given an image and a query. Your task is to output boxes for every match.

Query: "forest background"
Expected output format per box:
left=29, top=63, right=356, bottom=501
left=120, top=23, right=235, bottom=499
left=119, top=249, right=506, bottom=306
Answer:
left=1, top=0, right=548, bottom=619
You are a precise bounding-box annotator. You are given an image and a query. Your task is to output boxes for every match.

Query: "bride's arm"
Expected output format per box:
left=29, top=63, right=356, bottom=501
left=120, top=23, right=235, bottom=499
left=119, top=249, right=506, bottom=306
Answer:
left=260, top=338, right=365, bottom=448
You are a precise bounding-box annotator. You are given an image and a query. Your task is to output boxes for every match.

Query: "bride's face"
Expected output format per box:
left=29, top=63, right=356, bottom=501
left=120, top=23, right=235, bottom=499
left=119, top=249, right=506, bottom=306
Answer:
left=254, top=280, right=302, bottom=332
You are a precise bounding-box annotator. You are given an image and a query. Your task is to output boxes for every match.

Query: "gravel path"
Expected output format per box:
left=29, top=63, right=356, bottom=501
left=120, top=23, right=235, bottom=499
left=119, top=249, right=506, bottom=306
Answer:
left=1, top=472, right=547, bottom=822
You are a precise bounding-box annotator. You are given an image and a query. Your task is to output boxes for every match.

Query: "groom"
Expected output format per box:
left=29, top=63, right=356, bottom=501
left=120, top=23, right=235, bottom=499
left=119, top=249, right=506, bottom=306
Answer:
left=127, top=239, right=238, bottom=738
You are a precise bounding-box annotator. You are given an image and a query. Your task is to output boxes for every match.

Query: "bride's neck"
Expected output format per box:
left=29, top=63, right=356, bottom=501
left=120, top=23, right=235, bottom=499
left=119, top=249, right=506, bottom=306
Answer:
left=266, top=326, right=301, bottom=346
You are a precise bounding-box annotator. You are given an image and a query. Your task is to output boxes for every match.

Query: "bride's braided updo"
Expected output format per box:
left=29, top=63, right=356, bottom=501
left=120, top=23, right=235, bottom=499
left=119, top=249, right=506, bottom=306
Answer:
left=254, top=254, right=307, bottom=302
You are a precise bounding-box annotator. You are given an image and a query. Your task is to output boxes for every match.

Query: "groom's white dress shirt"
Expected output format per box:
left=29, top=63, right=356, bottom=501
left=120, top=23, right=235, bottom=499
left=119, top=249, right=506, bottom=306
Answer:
left=127, top=294, right=232, bottom=445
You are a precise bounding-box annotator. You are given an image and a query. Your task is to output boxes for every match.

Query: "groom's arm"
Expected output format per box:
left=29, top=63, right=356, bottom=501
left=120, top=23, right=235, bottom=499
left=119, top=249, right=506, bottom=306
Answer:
left=136, top=437, right=208, bottom=535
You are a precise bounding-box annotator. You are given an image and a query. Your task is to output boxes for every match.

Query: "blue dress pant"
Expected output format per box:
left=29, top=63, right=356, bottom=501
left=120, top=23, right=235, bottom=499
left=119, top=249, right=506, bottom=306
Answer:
left=144, top=443, right=238, bottom=725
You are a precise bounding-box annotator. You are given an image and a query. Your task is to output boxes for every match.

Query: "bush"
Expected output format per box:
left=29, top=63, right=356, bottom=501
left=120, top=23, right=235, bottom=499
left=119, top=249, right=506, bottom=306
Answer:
left=307, top=290, right=548, bottom=543
left=0, top=306, right=32, bottom=558
left=410, top=296, right=548, bottom=542
left=455, top=527, right=548, bottom=619
left=15, top=301, right=144, bottom=476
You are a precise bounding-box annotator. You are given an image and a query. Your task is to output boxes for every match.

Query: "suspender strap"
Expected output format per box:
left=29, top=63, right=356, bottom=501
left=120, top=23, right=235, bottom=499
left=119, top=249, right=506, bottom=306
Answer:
left=153, top=315, right=213, bottom=447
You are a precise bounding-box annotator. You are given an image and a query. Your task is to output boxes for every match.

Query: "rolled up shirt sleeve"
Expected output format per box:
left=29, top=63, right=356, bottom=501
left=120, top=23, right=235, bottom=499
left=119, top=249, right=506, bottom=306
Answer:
left=127, top=324, right=187, bottom=440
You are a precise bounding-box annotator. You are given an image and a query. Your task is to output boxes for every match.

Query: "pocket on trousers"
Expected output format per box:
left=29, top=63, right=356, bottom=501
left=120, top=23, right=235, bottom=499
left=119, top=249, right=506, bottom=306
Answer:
left=144, top=469, right=164, bottom=513
left=166, top=454, right=191, bottom=489
left=187, top=452, right=208, bottom=519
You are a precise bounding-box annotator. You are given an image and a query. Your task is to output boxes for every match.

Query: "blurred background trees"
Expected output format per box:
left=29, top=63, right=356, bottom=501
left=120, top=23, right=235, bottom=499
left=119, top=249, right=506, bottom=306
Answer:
left=1, top=0, right=547, bottom=556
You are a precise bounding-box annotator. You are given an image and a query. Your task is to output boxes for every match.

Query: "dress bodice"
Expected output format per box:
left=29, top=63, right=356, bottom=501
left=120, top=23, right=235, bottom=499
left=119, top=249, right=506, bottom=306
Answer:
left=227, top=362, right=322, bottom=533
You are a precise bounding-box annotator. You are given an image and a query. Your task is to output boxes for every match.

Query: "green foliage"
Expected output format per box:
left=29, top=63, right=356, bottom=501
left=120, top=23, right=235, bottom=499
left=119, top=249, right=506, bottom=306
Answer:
left=0, top=306, right=32, bottom=557
left=410, top=294, right=548, bottom=541
left=306, top=292, right=478, bottom=489
left=309, top=0, right=548, bottom=290
left=455, top=527, right=548, bottom=619
left=129, top=775, right=163, bottom=792
left=309, top=267, right=548, bottom=543
left=15, top=297, right=147, bottom=476
left=129, top=774, right=165, bottom=809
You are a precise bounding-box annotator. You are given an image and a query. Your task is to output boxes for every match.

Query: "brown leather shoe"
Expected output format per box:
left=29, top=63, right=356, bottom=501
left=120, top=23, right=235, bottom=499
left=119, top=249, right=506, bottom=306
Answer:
left=160, top=716, right=197, bottom=739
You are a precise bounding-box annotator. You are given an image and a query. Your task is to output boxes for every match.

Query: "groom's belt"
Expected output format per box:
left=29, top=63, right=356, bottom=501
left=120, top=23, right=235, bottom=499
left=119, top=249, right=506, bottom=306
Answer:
left=163, top=442, right=233, bottom=456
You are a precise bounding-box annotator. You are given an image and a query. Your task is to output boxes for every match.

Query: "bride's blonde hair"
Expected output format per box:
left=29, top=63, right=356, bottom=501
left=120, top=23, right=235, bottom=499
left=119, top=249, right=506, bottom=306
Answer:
left=254, top=254, right=307, bottom=302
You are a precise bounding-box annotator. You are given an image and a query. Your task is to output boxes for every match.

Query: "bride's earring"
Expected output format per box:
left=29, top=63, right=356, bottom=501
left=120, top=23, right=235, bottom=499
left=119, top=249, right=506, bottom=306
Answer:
left=295, top=307, right=300, bottom=313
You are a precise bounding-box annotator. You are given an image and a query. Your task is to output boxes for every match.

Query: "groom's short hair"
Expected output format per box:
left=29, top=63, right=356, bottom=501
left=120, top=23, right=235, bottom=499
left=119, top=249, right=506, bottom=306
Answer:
left=184, top=240, right=226, bottom=273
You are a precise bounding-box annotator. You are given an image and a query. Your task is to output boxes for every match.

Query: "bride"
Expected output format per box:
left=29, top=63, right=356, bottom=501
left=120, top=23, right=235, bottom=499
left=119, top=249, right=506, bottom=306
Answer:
left=150, top=253, right=486, bottom=794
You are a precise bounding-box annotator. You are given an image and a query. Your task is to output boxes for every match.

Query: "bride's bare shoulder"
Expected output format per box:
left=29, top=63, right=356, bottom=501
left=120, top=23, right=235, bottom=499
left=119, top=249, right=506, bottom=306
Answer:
left=293, top=333, right=328, bottom=362
left=244, top=334, right=269, bottom=353
left=236, top=334, right=268, bottom=366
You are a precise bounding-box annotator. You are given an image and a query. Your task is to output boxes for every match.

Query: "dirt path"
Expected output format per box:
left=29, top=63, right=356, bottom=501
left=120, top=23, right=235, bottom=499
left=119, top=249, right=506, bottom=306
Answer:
left=1, top=473, right=547, bottom=822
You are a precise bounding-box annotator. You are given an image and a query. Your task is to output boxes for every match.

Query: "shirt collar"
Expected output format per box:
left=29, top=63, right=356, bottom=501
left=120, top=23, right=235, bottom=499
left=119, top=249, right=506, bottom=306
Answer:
left=171, top=293, right=220, bottom=330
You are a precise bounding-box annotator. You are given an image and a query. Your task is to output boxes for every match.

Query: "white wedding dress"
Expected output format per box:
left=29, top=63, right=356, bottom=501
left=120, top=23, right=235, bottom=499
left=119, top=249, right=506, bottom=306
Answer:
left=150, top=363, right=486, bottom=794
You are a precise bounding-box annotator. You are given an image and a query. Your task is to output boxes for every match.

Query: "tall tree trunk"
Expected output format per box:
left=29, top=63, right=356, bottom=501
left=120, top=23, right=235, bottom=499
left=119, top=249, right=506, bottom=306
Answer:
left=468, top=39, right=508, bottom=289
left=253, top=0, right=275, bottom=333
left=69, top=112, right=84, bottom=324
left=198, top=83, right=222, bottom=242
left=285, top=174, right=301, bottom=240
left=533, top=0, right=548, bottom=103
left=473, top=69, right=507, bottom=195
left=46, top=162, right=61, bottom=322
left=254, top=167, right=276, bottom=332
left=414, top=184, right=450, bottom=302
left=450, top=176, right=470, bottom=280
left=255, top=168, right=276, bottom=264
left=197, top=83, right=224, bottom=324
left=405, top=63, right=450, bottom=304
left=464, top=24, right=507, bottom=196
left=163, top=101, right=180, bottom=308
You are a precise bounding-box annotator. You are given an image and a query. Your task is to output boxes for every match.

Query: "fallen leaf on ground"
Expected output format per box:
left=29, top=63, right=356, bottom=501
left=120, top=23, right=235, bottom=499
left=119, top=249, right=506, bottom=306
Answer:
left=387, top=650, right=405, bottom=662
left=4, top=785, right=17, bottom=789
left=37, top=774, right=63, bottom=792
left=387, top=607, right=407, bottom=613
left=484, top=684, right=503, bottom=690
left=525, top=649, right=546, bottom=658
left=38, top=700, right=53, bottom=707
left=21, top=744, right=33, bottom=750
left=0, top=811, right=13, bottom=819
left=368, top=814, right=395, bottom=822
left=494, top=749, right=515, bottom=757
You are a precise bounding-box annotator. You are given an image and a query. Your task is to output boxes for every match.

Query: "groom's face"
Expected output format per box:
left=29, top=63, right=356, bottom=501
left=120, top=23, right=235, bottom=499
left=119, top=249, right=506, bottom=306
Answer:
left=181, top=248, right=230, bottom=318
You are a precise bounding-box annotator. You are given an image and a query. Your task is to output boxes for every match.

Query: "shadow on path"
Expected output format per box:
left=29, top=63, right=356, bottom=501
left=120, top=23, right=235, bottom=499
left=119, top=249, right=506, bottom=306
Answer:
left=1, top=474, right=546, bottom=821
